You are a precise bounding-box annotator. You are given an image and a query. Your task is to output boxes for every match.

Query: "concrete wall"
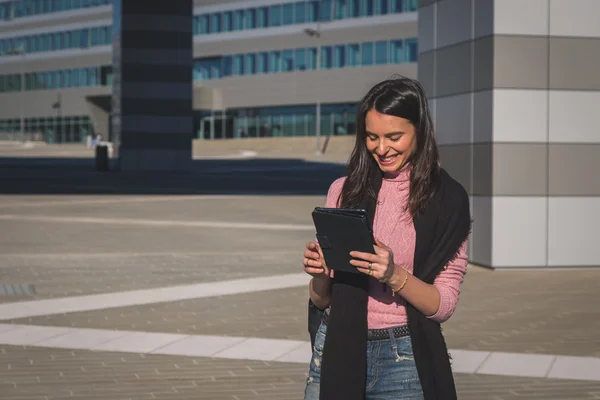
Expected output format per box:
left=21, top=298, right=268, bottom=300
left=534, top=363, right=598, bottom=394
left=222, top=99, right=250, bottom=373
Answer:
left=419, top=0, right=600, bottom=268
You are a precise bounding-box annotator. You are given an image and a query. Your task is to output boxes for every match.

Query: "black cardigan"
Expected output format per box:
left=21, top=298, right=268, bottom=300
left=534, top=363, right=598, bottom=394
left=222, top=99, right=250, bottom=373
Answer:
left=312, top=168, right=471, bottom=400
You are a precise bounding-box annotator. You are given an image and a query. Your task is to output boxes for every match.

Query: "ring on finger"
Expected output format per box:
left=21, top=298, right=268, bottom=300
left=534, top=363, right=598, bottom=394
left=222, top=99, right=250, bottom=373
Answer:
left=368, top=262, right=373, bottom=271
left=368, top=268, right=373, bottom=276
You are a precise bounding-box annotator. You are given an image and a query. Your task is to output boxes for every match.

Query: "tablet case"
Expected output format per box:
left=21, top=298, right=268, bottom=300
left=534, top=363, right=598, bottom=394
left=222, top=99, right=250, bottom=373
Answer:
left=312, top=207, right=376, bottom=274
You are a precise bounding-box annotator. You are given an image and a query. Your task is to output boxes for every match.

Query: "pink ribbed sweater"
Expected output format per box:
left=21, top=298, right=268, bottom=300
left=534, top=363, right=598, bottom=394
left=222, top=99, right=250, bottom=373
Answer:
left=325, top=166, right=468, bottom=328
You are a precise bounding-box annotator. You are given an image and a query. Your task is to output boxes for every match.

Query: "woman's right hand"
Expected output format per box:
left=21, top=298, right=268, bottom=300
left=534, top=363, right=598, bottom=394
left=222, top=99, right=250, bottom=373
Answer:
left=303, top=241, right=330, bottom=279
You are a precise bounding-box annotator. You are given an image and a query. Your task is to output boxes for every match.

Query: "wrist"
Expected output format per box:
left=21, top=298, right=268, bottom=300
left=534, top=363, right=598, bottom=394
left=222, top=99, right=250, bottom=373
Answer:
left=388, top=267, right=409, bottom=295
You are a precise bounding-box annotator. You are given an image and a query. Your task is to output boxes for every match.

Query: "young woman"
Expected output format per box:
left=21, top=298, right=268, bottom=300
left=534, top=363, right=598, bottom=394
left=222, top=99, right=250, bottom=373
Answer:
left=302, top=77, right=471, bottom=400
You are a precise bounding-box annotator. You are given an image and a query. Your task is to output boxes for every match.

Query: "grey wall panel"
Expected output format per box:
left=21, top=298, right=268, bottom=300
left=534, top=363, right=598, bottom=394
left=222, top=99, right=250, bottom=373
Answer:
left=471, top=196, right=492, bottom=266
left=549, top=144, right=600, bottom=196
left=0, top=53, right=112, bottom=74
left=418, top=4, right=435, bottom=53
left=436, top=0, right=472, bottom=49
left=473, top=144, right=493, bottom=196
left=492, top=143, right=548, bottom=196
left=418, top=51, right=435, bottom=97
left=200, top=64, right=417, bottom=109
left=438, top=144, right=472, bottom=193
left=474, top=0, right=494, bottom=39
left=0, top=86, right=110, bottom=118
left=494, top=35, right=548, bottom=89
left=192, top=22, right=418, bottom=58
left=473, top=90, right=493, bottom=143
left=550, top=37, right=600, bottom=90
left=474, top=35, right=494, bottom=91
left=435, top=41, right=472, bottom=97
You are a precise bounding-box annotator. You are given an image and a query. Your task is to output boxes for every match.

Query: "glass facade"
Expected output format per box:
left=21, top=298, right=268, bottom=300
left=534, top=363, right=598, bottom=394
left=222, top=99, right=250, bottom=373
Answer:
left=0, top=116, right=94, bottom=143
left=0, top=25, right=111, bottom=57
left=193, top=37, right=417, bottom=81
left=192, top=0, right=417, bottom=35
left=195, top=103, right=357, bottom=139
left=0, top=0, right=111, bottom=21
left=0, top=66, right=112, bottom=93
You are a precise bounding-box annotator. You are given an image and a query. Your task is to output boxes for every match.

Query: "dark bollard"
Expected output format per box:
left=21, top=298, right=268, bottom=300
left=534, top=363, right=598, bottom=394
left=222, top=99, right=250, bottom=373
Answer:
left=95, top=144, right=108, bottom=171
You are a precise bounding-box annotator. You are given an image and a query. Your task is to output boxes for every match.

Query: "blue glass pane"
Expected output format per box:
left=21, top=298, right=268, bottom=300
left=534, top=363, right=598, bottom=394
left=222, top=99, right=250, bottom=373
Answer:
left=307, top=47, right=317, bottom=70
left=269, top=5, right=281, bottom=26
left=321, top=46, right=332, bottom=69
left=308, top=1, right=318, bottom=22
left=362, top=0, right=373, bottom=16
left=349, top=0, right=361, bottom=17
left=405, top=38, right=418, bottom=62
left=390, top=40, right=403, bottom=63
left=294, top=1, right=306, bottom=23
left=334, top=0, right=347, bottom=19
left=223, top=11, right=232, bottom=32
left=234, top=55, right=244, bottom=75
left=246, top=54, right=256, bottom=74
left=234, top=10, right=245, bottom=30
left=320, top=0, right=332, bottom=20
left=295, top=48, right=307, bottom=71
left=405, top=0, right=417, bottom=11
left=210, top=13, right=221, bottom=33
left=200, top=15, right=209, bottom=34
left=282, top=3, right=293, bottom=25
left=361, top=42, right=373, bottom=65
left=334, top=45, right=345, bottom=68
left=257, top=52, right=268, bottom=73
left=269, top=51, right=281, bottom=72
left=375, top=0, right=388, bottom=15
left=390, top=0, right=403, bottom=13
left=257, top=7, right=268, bottom=27
left=282, top=49, right=294, bottom=71
left=223, top=56, right=233, bottom=76
left=347, top=43, right=360, bottom=66
left=375, top=41, right=387, bottom=64
left=246, top=9, right=256, bottom=29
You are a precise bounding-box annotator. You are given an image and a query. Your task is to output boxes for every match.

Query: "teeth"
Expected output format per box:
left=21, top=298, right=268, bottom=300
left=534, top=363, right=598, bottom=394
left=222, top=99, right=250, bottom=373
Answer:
left=382, top=156, right=396, bottom=162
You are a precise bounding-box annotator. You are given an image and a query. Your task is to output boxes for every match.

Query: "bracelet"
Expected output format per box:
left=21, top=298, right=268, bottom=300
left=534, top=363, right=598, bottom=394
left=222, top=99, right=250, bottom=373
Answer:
left=391, top=270, right=409, bottom=297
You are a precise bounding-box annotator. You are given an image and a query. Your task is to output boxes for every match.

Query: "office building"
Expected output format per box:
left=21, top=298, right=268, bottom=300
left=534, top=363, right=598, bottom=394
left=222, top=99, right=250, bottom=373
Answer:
left=0, top=0, right=419, bottom=143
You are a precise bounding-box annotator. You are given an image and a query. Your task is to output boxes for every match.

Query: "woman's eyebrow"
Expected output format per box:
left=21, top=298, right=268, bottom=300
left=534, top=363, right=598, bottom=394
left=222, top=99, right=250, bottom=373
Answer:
left=365, top=131, right=405, bottom=137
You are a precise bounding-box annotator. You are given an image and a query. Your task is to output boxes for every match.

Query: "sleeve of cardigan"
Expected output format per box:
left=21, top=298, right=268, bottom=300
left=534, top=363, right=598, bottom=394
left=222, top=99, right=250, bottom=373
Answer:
left=426, top=238, right=469, bottom=323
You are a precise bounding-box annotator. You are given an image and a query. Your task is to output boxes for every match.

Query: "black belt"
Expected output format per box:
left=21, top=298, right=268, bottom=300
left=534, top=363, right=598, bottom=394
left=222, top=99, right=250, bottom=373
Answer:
left=322, top=311, right=410, bottom=341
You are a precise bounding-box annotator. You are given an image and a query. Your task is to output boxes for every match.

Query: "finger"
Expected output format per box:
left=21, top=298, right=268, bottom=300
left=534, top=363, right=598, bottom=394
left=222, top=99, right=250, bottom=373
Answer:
left=305, top=267, right=326, bottom=275
left=307, top=241, right=319, bottom=250
left=349, top=251, right=378, bottom=262
left=305, top=258, right=323, bottom=268
left=374, top=238, right=388, bottom=249
left=304, top=249, right=320, bottom=260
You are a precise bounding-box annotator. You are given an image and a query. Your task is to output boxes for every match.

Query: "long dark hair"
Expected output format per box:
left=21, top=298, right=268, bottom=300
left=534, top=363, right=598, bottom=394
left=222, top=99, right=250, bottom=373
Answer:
left=340, top=76, right=440, bottom=217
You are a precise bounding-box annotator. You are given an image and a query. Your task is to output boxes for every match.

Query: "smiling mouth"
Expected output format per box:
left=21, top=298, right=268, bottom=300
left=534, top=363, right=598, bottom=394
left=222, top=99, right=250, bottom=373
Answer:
left=377, top=154, right=399, bottom=165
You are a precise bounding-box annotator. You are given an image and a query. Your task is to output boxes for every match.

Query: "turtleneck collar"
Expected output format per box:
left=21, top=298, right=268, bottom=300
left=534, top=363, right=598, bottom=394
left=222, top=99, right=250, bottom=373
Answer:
left=382, top=162, right=412, bottom=183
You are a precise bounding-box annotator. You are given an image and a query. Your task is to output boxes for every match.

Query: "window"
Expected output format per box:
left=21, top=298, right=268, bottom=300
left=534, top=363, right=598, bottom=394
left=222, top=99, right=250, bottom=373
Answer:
left=246, top=53, right=256, bottom=75
left=257, top=52, right=268, bottom=73
left=282, top=3, right=293, bottom=25
left=405, top=38, right=418, bottom=62
left=405, top=0, right=417, bottom=12
left=269, top=51, right=281, bottom=72
left=361, top=42, right=373, bottom=65
left=222, top=56, right=233, bottom=76
left=282, top=49, right=294, bottom=72
left=257, top=7, right=268, bottom=28
left=347, top=43, right=360, bottom=66
left=246, top=9, right=256, bottom=29
left=320, top=0, right=332, bottom=20
left=192, top=16, right=199, bottom=34
left=200, top=14, right=210, bottom=34
left=308, top=1, right=319, bottom=22
left=334, top=45, right=345, bottom=68
left=334, top=0, right=347, bottom=20
left=390, top=0, right=403, bottom=13
left=223, top=11, right=233, bottom=32
left=375, top=40, right=387, bottom=64
left=362, top=0, right=373, bottom=16
left=233, top=54, right=244, bottom=75
left=390, top=40, right=403, bottom=63
left=295, top=48, right=307, bottom=71
left=375, top=0, right=388, bottom=15
left=210, top=13, right=221, bottom=33
left=349, top=0, right=361, bottom=17
left=294, top=1, right=306, bottom=23
left=307, top=47, right=317, bottom=70
left=234, top=10, right=245, bottom=30
left=321, top=46, right=332, bottom=69
left=269, top=5, right=281, bottom=26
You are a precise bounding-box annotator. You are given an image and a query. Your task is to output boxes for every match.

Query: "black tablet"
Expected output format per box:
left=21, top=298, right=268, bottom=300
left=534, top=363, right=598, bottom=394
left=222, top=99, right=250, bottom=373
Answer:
left=311, top=207, right=376, bottom=275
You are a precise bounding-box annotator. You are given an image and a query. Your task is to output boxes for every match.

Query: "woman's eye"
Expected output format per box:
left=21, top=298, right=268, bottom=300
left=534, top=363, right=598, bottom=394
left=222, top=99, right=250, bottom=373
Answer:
left=389, top=137, right=400, bottom=142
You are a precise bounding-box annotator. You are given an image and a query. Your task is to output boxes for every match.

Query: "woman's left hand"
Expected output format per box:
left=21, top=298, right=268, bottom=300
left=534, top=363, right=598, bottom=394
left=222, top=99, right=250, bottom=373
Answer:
left=349, top=238, right=397, bottom=283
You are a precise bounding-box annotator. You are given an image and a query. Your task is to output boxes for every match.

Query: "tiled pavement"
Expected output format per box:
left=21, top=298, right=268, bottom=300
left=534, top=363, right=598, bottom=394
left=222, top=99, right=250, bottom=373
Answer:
left=1, top=145, right=600, bottom=399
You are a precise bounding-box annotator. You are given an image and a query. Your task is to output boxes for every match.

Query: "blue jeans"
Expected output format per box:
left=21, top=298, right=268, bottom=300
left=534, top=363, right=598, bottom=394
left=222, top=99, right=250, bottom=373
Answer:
left=304, top=320, right=424, bottom=400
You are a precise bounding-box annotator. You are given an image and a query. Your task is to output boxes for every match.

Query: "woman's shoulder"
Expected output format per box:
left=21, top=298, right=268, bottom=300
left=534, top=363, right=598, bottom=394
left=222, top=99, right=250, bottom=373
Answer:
left=439, top=168, right=469, bottom=209
left=325, top=177, right=347, bottom=208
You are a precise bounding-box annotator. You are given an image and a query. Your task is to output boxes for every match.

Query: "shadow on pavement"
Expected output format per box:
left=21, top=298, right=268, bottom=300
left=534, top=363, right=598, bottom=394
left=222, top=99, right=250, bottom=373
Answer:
left=0, top=156, right=348, bottom=196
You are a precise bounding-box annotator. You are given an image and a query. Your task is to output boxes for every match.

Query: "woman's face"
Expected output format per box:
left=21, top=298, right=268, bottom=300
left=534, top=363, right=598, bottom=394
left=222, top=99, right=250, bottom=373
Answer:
left=365, top=109, right=417, bottom=173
